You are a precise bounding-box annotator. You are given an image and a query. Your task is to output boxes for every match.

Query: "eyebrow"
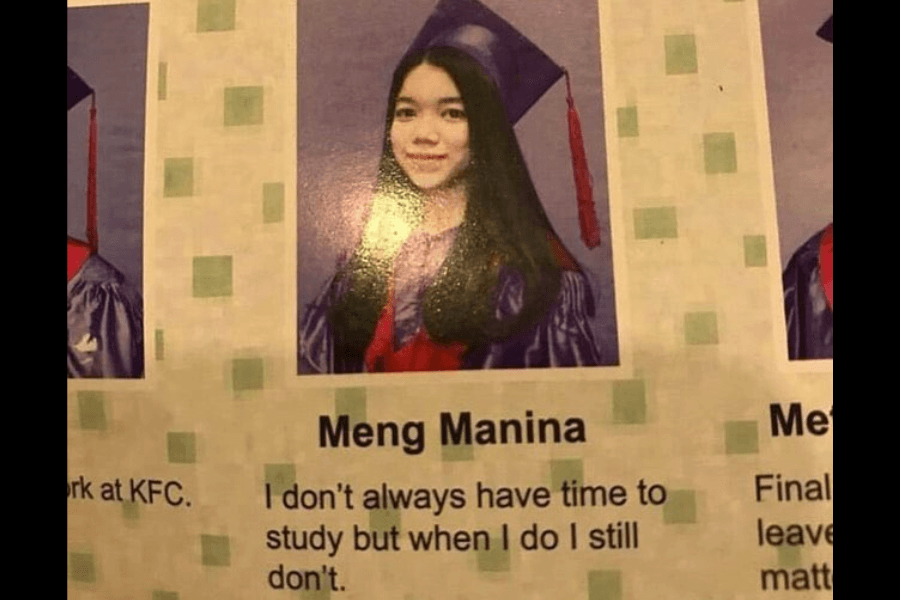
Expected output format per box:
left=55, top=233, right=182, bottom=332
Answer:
left=396, top=96, right=464, bottom=105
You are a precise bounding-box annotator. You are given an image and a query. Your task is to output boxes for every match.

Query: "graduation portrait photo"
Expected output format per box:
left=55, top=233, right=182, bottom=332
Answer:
left=758, top=1, right=833, bottom=361
left=68, top=3, right=149, bottom=378
left=297, top=0, right=619, bottom=375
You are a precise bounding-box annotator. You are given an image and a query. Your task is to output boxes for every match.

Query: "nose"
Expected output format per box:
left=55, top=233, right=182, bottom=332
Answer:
left=412, top=115, right=439, bottom=145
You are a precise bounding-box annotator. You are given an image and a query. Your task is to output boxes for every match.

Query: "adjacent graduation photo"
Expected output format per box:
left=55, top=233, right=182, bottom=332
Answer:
left=759, top=2, right=833, bottom=361
left=67, top=4, right=148, bottom=378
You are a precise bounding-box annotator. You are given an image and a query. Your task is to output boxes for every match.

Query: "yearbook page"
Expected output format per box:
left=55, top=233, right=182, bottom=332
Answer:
left=67, top=0, right=833, bottom=598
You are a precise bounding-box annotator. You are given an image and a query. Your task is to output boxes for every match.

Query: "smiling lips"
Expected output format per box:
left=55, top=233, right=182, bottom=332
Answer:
left=406, top=153, right=448, bottom=160
left=405, top=152, right=448, bottom=172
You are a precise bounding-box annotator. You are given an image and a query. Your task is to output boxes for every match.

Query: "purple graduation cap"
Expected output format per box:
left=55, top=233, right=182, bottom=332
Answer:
left=67, top=66, right=99, bottom=255
left=68, top=66, right=93, bottom=110
left=817, top=14, right=833, bottom=43
left=404, top=0, right=601, bottom=248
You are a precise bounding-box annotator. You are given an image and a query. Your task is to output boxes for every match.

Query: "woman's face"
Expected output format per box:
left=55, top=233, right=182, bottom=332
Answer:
left=391, top=63, right=471, bottom=191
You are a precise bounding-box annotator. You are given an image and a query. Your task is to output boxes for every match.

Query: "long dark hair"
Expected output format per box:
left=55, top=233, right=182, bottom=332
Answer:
left=329, top=46, right=569, bottom=362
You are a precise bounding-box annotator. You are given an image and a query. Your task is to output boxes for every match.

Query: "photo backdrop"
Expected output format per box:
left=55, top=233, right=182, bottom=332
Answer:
left=67, top=3, right=149, bottom=290
left=296, top=0, right=619, bottom=367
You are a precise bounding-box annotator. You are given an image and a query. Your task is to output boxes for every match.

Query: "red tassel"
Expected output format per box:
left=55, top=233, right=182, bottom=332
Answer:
left=87, top=94, right=99, bottom=255
left=564, top=70, right=601, bottom=249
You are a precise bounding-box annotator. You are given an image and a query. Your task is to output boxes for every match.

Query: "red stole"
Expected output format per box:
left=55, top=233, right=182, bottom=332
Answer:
left=362, top=233, right=580, bottom=373
left=364, top=290, right=467, bottom=373
left=818, top=223, right=833, bottom=311
left=67, top=238, right=92, bottom=282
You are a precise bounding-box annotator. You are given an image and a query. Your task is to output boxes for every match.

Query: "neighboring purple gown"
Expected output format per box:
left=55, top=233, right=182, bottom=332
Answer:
left=783, top=225, right=833, bottom=360
left=299, top=229, right=602, bottom=373
left=68, top=254, right=144, bottom=378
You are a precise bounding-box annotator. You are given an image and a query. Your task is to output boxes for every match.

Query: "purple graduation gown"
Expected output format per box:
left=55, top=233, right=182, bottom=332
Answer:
left=67, top=254, right=144, bottom=378
left=300, top=229, right=602, bottom=373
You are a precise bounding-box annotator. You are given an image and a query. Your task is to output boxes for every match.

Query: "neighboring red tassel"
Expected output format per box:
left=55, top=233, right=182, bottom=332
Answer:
left=818, top=223, right=833, bottom=311
left=564, top=70, right=601, bottom=249
left=87, top=94, right=99, bottom=255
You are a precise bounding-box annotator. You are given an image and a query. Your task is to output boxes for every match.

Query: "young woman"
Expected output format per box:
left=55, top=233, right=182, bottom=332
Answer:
left=300, top=44, right=602, bottom=373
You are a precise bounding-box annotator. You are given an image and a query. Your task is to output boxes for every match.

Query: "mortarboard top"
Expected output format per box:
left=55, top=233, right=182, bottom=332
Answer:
left=405, top=0, right=564, bottom=125
left=68, top=66, right=93, bottom=111
left=817, top=15, right=833, bottom=43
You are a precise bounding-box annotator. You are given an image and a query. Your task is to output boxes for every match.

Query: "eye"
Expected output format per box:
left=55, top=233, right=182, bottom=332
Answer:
left=394, top=107, right=417, bottom=121
left=442, top=107, right=467, bottom=121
